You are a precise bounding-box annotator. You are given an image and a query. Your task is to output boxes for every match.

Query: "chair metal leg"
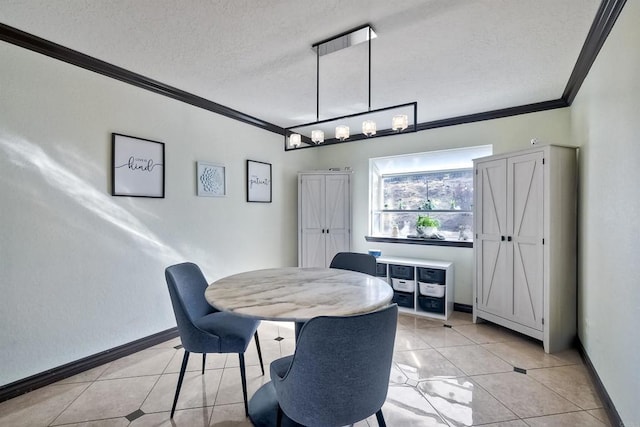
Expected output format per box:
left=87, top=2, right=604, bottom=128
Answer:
left=239, top=353, right=249, bottom=416
left=254, top=331, right=265, bottom=375
left=202, top=353, right=206, bottom=375
left=171, top=351, right=190, bottom=418
left=276, top=403, right=283, bottom=427
left=375, top=409, right=386, bottom=427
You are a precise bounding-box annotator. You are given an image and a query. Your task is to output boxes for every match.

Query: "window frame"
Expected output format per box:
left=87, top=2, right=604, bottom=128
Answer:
left=367, top=145, right=492, bottom=248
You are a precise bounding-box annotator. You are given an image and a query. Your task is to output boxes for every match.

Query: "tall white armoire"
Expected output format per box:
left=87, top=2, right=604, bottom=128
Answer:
left=473, top=145, right=577, bottom=353
left=298, top=171, right=352, bottom=268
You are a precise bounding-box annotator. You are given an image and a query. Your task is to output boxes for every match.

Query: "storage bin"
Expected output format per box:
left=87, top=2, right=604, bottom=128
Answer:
left=389, top=264, right=414, bottom=280
left=393, top=291, right=415, bottom=309
left=419, top=282, right=446, bottom=298
left=376, top=263, right=388, bottom=278
left=418, top=295, right=445, bottom=314
left=417, top=267, right=445, bottom=284
left=391, top=277, right=415, bottom=293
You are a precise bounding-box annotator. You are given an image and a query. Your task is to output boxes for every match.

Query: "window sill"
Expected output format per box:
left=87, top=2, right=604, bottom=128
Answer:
left=365, top=235, right=473, bottom=248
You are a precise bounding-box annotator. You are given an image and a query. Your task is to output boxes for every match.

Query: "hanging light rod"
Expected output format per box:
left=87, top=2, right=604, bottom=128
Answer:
left=285, top=24, right=417, bottom=151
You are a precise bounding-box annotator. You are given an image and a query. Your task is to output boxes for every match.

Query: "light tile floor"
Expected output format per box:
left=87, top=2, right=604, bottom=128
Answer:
left=0, top=312, right=612, bottom=426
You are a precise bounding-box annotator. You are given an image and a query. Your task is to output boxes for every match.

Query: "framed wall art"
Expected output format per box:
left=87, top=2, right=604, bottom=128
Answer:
left=111, top=133, right=165, bottom=198
left=197, top=161, right=227, bottom=197
left=246, top=160, right=272, bottom=203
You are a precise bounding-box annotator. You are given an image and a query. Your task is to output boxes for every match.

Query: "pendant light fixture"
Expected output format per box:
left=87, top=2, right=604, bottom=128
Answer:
left=335, top=125, right=350, bottom=141
left=289, top=133, right=302, bottom=148
left=284, top=24, right=417, bottom=150
left=311, top=129, right=325, bottom=144
left=391, top=114, right=409, bottom=131
left=362, top=120, right=377, bottom=137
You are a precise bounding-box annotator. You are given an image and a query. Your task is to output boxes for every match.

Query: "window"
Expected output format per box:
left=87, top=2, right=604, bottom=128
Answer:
left=368, top=145, right=492, bottom=245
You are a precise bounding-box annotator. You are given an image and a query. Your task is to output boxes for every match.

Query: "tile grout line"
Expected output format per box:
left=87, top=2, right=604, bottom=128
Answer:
left=519, top=408, right=612, bottom=425
left=47, top=381, right=93, bottom=427
left=4, top=313, right=607, bottom=426
left=524, top=366, right=606, bottom=412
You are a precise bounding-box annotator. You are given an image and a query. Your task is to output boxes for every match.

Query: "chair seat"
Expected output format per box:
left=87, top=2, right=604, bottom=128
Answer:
left=194, top=311, right=260, bottom=353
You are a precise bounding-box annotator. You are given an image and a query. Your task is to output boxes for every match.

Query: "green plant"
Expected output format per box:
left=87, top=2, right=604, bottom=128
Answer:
left=419, top=199, right=433, bottom=210
left=416, top=215, right=440, bottom=228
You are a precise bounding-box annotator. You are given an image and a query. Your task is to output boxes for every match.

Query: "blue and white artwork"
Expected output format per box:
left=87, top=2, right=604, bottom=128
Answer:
left=197, top=162, right=226, bottom=197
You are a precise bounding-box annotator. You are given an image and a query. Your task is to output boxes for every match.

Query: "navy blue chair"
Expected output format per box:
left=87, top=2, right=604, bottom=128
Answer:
left=329, top=252, right=377, bottom=276
left=165, top=262, right=264, bottom=418
left=270, top=304, right=398, bottom=426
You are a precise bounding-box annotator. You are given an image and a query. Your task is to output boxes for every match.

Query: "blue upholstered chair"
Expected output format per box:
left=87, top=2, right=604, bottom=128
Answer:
left=270, top=304, right=398, bottom=427
left=329, top=251, right=378, bottom=276
left=165, top=262, right=264, bottom=418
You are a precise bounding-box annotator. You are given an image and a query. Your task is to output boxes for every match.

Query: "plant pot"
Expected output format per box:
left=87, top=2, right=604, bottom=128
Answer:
left=416, top=226, right=438, bottom=236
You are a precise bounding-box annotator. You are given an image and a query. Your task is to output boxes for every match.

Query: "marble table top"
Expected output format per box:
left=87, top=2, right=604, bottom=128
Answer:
left=205, top=267, right=393, bottom=322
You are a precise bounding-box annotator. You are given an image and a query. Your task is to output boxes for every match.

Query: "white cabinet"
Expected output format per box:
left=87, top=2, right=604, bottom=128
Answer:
left=473, top=145, right=577, bottom=353
left=298, top=172, right=351, bottom=268
left=376, top=256, right=454, bottom=320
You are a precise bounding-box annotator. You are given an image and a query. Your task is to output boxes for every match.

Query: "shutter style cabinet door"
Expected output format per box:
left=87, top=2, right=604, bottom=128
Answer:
left=299, top=172, right=351, bottom=267
left=508, top=152, right=544, bottom=331
left=475, top=159, right=509, bottom=317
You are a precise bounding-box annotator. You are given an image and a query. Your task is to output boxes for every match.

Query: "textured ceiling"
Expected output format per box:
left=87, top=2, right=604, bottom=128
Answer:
left=0, top=0, right=601, bottom=129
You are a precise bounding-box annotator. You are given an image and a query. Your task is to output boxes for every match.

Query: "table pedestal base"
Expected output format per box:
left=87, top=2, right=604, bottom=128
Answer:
left=248, top=382, right=303, bottom=427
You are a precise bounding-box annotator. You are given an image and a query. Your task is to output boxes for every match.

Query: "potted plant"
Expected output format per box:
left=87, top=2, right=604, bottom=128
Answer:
left=416, top=215, right=440, bottom=236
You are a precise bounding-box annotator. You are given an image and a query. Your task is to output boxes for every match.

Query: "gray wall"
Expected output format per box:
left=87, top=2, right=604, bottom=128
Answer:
left=313, top=109, right=572, bottom=306
left=571, top=1, right=640, bottom=425
left=2, top=5, right=639, bottom=424
left=0, top=42, right=317, bottom=386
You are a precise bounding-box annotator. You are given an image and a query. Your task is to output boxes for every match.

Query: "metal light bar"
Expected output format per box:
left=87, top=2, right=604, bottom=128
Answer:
left=285, top=24, right=416, bottom=151
left=284, top=102, right=417, bottom=151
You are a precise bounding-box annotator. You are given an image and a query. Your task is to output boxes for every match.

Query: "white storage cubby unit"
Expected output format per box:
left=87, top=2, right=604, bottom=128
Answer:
left=375, top=256, right=454, bottom=320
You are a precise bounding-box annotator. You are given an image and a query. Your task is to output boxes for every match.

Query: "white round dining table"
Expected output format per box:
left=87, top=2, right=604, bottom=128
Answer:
left=205, top=266, right=394, bottom=427
left=205, top=266, right=393, bottom=323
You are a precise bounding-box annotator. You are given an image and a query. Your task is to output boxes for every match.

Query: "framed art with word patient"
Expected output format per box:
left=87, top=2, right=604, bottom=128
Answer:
left=111, top=133, right=165, bottom=198
left=246, top=159, right=272, bottom=203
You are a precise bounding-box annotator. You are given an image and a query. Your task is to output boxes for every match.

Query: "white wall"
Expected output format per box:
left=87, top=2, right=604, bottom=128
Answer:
left=570, top=1, right=640, bottom=425
left=0, top=42, right=317, bottom=386
left=5, top=10, right=637, bottom=423
left=313, top=109, right=571, bottom=305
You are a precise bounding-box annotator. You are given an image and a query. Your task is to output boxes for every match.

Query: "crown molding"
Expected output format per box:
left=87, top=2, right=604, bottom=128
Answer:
left=562, top=0, right=627, bottom=104
left=415, top=99, right=569, bottom=132
left=0, top=0, right=627, bottom=139
left=0, top=23, right=284, bottom=135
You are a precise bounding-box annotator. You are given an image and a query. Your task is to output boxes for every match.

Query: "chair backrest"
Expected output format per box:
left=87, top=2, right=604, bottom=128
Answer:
left=329, top=252, right=377, bottom=276
left=274, top=304, right=398, bottom=426
left=165, top=262, right=216, bottom=351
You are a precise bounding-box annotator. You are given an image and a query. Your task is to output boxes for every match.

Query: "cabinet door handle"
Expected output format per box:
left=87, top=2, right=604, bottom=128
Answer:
left=326, top=229, right=329, bottom=234
left=321, top=229, right=325, bottom=233
left=507, top=236, right=512, bottom=242
left=501, top=236, right=506, bottom=241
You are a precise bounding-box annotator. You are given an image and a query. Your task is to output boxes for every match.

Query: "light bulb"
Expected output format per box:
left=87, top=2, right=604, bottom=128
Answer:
left=391, top=115, right=409, bottom=131
left=289, top=133, right=301, bottom=148
left=311, top=129, right=325, bottom=144
left=362, top=120, right=377, bottom=137
left=335, top=125, right=350, bottom=141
